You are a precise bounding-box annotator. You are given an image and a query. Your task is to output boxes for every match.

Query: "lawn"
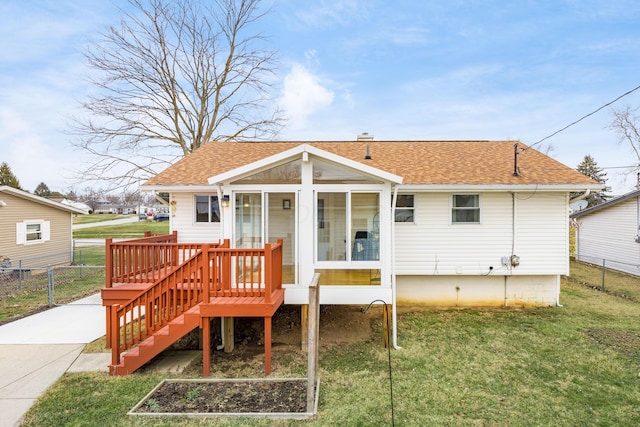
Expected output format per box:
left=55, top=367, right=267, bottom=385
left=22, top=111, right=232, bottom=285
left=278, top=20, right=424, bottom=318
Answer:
left=73, top=221, right=169, bottom=239
left=20, top=263, right=640, bottom=426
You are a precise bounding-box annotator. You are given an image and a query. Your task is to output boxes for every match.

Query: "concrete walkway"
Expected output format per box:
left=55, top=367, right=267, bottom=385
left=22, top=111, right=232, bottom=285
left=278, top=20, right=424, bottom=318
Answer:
left=0, top=294, right=108, bottom=427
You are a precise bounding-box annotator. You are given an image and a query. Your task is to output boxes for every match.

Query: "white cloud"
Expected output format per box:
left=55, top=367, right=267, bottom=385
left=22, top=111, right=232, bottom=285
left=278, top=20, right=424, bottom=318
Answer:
left=279, top=64, right=334, bottom=129
left=0, top=108, right=71, bottom=192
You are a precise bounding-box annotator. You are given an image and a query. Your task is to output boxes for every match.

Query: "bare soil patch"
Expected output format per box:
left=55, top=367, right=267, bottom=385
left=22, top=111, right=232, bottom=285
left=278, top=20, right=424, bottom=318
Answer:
left=135, top=379, right=310, bottom=414
left=136, top=304, right=381, bottom=415
left=585, top=328, right=640, bottom=362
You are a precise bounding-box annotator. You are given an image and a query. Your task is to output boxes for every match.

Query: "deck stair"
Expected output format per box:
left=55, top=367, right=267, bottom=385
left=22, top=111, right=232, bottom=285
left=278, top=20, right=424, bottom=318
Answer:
left=102, top=233, right=284, bottom=377
left=110, top=304, right=202, bottom=375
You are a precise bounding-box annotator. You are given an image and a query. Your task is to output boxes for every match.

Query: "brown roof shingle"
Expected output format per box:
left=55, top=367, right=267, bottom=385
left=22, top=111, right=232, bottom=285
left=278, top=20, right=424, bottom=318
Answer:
left=143, top=140, right=597, bottom=187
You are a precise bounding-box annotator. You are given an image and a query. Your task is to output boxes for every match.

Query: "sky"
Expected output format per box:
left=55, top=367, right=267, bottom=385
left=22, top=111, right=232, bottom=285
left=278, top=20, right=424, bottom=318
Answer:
left=2, top=0, right=640, bottom=195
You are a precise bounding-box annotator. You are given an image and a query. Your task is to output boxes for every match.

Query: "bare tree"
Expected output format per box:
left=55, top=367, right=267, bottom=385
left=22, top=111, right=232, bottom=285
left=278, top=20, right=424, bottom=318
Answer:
left=72, top=0, right=282, bottom=190
left=609, top=105, right=640, bottom=164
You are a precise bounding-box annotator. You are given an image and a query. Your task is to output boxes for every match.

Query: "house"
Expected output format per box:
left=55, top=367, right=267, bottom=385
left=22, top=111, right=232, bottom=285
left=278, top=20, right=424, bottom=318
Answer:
left=571, top=188, right=640, bottom=276
left=49, top=197, right=92, bottom=214
left=102, top=139, right=600, bottom=376
left=0, top=186, right=86, bottom=267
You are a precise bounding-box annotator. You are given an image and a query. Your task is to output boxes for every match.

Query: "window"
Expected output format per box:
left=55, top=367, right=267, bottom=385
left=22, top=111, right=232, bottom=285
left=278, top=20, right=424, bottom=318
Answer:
left=195, top=195, right=220, bottom=223
left=395, top=194, right=414, bottom=223
left=452, top=194, right=480, bottom=223
left=16, top=220, right=50, bottom=245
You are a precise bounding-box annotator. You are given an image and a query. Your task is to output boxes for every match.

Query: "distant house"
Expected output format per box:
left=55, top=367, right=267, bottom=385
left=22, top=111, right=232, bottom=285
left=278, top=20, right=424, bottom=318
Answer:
left=0, top=186, right=86, bottom=267
left=571, top=188, right=640, bottom=276
left=49, top=197, right=92, bottom=214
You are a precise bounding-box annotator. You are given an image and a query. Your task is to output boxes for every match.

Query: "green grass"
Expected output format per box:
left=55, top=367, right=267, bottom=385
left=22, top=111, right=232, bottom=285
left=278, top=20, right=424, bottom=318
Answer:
left=74, top=214, right=133, bottom=225
left=569, top=259, right=640, bottom=301
left=21, top=265, right=640, bottom=426
left=73, top=221, right=169, bottom=239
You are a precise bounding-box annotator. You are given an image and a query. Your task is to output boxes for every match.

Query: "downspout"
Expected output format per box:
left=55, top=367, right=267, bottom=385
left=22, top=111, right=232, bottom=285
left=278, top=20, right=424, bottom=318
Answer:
left=215, top=184, right=225, bottom=240
left=215, top=183, right=227, bottom=349
left=391, top=185, right=401, bottom=350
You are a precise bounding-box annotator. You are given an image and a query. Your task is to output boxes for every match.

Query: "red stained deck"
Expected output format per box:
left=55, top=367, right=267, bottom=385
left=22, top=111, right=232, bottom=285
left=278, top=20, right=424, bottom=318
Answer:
left=101, top=232, right=284, bottom=376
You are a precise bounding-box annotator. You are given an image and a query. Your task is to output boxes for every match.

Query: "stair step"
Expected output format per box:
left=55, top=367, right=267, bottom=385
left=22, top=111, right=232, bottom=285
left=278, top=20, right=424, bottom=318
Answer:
left=113, top=305, right=203, bottom=375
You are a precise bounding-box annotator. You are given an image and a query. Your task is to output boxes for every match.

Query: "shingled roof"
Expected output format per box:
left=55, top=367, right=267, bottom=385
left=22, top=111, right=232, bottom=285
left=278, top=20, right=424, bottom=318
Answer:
left=143, top=140, right=598, bottom=187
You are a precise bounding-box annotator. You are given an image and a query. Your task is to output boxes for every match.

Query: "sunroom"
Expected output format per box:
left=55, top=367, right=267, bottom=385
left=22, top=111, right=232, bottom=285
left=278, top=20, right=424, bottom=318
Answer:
left=207, top=144, right=403, bottom=306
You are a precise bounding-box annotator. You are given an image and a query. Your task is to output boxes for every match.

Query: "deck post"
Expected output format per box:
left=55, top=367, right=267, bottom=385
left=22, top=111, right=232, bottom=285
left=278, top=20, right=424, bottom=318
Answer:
left=301, top=304, right=309, bottom=351
left=105, top=238, right=113, bottom=288
left=110, top=306, right=120, bottom=368
left=201, top=245, right=210, bottom=303
left=383, top=304, right=391, bottom=348
left=224, top=317, right=234, bottom=352
left=264, top=243, right=272, bottom=303
left=264, top=316, right=272, bottom=374
left=105, top=307, right=112, bottom=349
left=307, top=273, right=320, bottom=412
left=202, top=317, right=211, bottom=377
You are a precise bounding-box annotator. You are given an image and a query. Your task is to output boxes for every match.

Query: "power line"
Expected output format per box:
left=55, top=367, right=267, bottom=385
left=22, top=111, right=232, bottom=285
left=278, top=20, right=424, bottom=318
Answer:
left=526, top=83, right=640, bottom=150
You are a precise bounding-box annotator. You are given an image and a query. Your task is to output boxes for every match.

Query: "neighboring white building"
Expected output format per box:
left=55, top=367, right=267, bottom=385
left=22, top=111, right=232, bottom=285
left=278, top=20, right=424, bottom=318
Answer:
left=142, top=139, right=601, bottom=310
left=571, top=189, right=640, bottom=276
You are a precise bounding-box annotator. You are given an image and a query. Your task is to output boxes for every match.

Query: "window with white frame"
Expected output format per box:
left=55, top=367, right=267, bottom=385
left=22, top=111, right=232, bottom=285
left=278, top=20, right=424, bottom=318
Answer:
left=16, top=220, right=51, bottom=244
left=195, top=195, right=220, bottom=222
left=452, top=194, right=480, bottom=223
left=394, top=194, right=414, bottom=223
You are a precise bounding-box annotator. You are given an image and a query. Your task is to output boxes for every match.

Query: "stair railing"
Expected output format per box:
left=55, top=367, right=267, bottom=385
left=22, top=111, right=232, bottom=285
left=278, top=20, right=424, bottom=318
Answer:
left=110, top=245, right=208, bottom=367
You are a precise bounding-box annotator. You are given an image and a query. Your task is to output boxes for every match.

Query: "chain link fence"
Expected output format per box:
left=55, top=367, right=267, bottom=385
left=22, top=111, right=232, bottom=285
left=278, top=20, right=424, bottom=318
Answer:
left=0, top=245, right=106, bottom=310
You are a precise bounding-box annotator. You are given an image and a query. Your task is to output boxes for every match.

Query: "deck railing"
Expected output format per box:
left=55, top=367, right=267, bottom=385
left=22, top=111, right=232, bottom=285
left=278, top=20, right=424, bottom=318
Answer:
left=203, top=240, right=283, bottom=303
left=109, top=239, right=283, bottom=368
left=105, top=232, right=219, bottom=286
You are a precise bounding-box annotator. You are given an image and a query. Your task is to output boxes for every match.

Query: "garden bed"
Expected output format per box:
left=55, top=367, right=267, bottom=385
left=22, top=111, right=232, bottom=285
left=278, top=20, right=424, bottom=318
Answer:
left=129, top=377, right=319, bottom=420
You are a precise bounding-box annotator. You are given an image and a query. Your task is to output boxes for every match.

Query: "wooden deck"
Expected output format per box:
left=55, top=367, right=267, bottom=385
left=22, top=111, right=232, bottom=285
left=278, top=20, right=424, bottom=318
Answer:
left=101, top=232, right=284, bottom=376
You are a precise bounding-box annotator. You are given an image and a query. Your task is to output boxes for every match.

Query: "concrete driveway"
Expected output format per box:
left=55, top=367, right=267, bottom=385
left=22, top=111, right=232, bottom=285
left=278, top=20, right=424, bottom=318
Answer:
left=0, top=294, right=108, bottom=426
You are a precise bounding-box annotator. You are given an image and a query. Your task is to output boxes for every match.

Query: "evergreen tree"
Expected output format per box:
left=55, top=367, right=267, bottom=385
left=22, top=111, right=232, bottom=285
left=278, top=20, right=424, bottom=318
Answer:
left=34, top=182, right=51, bottom=197
left=0, top=162, right=23, bottom=190
left=573, top=155, right=611, bottom=207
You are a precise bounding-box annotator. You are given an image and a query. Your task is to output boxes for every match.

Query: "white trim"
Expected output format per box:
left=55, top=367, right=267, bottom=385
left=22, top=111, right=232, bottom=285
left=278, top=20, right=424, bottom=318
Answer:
left=141, top=185, right=217, bottom=192
left=398, top=184, right=603, bottom=192
left=16, top=220, right=50, bottom=245
left=207, top=144, right=404, bottom=185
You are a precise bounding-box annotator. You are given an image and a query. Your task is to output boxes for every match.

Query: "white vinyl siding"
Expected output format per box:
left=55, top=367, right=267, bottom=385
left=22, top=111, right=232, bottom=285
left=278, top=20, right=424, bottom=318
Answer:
left=575, top=196, right=640, bottom=276
left=394, top=192, right=569, bottom=276
left=171, top=193, right=222, bottom=243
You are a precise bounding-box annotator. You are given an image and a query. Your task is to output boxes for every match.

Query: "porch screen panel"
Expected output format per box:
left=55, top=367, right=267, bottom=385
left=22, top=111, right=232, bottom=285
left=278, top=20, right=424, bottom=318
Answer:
left=351, top=193, right=380, bottom=261
left=235, top=193, right=262, bottom=248
left=317, top=192, right=346, bottom=261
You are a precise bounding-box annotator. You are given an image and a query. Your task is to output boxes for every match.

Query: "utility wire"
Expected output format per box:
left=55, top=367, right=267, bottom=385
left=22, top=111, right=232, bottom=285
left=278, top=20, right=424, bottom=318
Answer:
left=526, top=83, right=640, bottom=150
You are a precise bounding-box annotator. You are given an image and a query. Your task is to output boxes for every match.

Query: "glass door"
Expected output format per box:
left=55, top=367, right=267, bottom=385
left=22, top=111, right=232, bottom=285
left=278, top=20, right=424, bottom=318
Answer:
left=266, top=192, right=297, bottom=284
left=235, top=193, right=262, bottom=248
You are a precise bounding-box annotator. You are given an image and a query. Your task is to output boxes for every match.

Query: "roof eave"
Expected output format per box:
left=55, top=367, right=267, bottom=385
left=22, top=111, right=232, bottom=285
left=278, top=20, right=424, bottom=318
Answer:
left=396, top=183, right=604, bottom=192
left=0, top=186, right=87, bottom=214
left=140, top=184, right=217, bottom=192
